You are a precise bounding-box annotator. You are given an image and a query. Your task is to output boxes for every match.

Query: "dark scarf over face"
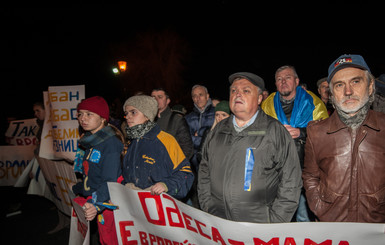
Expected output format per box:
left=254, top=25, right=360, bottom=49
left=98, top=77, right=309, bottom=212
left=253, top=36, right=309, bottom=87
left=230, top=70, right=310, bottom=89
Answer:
left=125, top=121, right=156, bottom=140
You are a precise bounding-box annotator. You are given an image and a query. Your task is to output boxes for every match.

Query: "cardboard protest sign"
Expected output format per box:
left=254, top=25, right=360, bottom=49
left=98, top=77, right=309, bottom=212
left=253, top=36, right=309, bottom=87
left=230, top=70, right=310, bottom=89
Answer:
left=0, top=145, right=35, bottom=186
left=69, top=201, right=90, bottom=245
left=39, top=85, right=85, bottom=161
left=5, top=118, right=38, bottom=146
left=36, top=157, right=77, bottom=216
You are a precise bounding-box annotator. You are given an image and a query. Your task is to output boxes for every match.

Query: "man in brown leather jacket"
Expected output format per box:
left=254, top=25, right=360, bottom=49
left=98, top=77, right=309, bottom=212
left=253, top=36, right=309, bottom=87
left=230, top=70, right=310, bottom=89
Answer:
left=303, top=54, right=385, bottom=222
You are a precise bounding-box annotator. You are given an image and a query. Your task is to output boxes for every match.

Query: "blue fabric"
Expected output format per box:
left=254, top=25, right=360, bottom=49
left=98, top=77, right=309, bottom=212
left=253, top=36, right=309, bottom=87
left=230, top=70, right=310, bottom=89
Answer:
left=243, top=147, right=255, bottom=191
left=72, top=126, right=123, bottom=209
left=273, top=86, right=315, bottom=128
left=185, top=104, right=215, bottom=150
left=296, top=193, right=311, bottom=222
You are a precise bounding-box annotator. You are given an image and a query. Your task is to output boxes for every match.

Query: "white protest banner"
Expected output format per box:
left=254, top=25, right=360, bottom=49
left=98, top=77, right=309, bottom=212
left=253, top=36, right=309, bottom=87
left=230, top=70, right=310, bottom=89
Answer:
left=0, top=145, right=35, bottom=186
left=69, top=201, right=90, bottom=245
left=39, top=91, right=57, bottom=159
left=5, top=118, right=38, bottom=146
left=36, top=157, right=77, bottom=216
left=40, top=85, right=85, bottom=161
left=108, top=182, right=385, bottom=245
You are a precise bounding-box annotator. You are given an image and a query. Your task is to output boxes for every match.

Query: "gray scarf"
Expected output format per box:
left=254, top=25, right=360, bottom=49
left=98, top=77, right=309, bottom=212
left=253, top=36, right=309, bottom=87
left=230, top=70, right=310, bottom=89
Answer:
left=336, top=102, right=370, bottom=130
left=125, top=121, right=156, bottom=140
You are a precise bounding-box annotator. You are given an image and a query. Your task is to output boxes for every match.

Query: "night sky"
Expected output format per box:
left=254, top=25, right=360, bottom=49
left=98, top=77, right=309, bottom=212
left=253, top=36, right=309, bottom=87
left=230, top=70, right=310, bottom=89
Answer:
left=2, top=4, right=384, bottom=122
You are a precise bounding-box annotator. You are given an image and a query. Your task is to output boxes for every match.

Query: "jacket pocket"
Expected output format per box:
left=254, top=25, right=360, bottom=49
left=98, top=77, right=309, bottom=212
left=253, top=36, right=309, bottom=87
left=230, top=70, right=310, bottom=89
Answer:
left=319, top=183, right=341, bottom=203
left=315, top=183, right=343, bottom=220
left=372, top=186, right=385, bottom=204
left=363, top=186, right=385, bottom=220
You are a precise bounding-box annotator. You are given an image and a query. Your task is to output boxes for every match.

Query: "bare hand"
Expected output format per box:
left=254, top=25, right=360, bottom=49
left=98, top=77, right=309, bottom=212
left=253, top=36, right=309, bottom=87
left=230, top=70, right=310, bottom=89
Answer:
left=83, top=202, right=97, bottom=221
left=150, top=182, right=168, bottom=195
left=283, top=125, right=300, bottom=139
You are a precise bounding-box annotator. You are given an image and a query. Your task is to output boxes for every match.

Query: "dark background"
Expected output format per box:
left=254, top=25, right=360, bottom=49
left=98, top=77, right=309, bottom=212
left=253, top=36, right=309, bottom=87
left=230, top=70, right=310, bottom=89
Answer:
left=2, top=4, right=384, bottom=122
left=0, top=4, right=384, bottom=243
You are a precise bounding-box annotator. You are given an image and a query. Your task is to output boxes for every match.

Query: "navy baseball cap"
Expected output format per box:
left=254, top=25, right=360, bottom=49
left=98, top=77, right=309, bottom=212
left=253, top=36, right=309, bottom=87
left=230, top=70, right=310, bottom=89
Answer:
left=229, top=72, right=265, bottom=91
left=327, top=54, right=371, bottom=83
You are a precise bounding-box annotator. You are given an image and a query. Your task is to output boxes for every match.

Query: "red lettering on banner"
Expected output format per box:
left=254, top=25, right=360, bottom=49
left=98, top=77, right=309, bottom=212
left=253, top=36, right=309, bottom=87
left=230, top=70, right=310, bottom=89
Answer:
left=138, top=231, right=188, bottom=245
left=76, top=218, right=87, bottom=238
left=163, top=195, right=184, bottom=228
left=182, top=212, right=197, bottom=233
left=304, top=239, right=332, bottom=245
left=212, top=226, right=226, bottom=245
left=164, top=238, right=173, bottom=245
left=119, top=220, right=138, bottom=245
left=156, top=236, right=165, bottom=245
left=338, top=242, right=349, bottom=245
left=228, top=239, right=245, bottom=245
left=138, top=192, right=166, bottom=226
left=284, top=237, right=297, bottom=245
left=15, top=137, right=37, bottom=145
left=139, top=231, right=149, bottom=245
left=194, top=218, right=211, bottom=240
left=253, top=237, right=279, bottom=245
left=149, top=233, right=156, bottom=244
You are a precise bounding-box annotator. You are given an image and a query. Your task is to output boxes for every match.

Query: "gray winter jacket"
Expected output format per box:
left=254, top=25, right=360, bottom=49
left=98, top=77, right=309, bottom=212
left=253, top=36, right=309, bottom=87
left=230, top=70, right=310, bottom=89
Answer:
left=198, top=110, right=302, bottom=223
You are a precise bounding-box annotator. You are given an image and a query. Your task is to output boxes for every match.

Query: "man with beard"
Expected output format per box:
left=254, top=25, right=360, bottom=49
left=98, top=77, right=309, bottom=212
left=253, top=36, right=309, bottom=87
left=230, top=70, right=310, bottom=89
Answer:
left=261, top=65, right=328, bottom=222
left=303, top=54, right=385, bottom=222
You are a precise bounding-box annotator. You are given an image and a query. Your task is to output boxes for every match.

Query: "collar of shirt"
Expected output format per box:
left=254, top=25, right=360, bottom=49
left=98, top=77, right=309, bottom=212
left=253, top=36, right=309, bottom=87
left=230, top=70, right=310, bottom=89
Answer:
left=233, top=110, right=259, bottom=132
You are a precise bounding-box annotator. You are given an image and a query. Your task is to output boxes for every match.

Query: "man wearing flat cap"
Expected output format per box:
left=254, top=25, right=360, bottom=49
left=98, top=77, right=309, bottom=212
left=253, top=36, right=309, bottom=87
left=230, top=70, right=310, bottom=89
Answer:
left=198, top=72, right=302, bottom=223
left=303, top=54, right=385, bottom=222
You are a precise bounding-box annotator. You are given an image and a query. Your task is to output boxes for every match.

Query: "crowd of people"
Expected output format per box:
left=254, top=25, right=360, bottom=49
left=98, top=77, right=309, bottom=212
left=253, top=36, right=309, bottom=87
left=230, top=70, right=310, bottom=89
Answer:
left=22, top=54, right=385, bottom=244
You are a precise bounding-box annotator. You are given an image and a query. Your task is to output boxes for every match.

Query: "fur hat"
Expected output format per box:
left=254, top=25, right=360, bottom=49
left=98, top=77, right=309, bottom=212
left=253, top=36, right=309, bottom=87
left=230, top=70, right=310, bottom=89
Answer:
left=77, top=96, right=109, bottom=122
left=123, top=95, right=158, bottom=122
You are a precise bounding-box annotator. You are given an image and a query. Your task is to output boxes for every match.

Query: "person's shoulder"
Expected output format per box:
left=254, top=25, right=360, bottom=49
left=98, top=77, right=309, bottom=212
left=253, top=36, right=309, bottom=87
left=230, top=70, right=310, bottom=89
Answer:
left=371, top=109, right=385, bottom=118
left=307, top=116, right=329, bottom=129
left=104, top=135, right=124, bottom=148
left=157, top=130, right=178, bottom=146
left=261, top=92, right=276, bottom=107
left=306, top=90, right=325, bottom=106
left=185, top=110, right=196, bottom=119
left=259, top=109, right=280, bottom=124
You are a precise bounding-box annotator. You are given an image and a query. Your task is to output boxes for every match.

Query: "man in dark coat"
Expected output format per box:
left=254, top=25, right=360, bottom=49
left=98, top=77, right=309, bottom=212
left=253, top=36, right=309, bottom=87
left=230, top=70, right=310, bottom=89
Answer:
left=185, top=85, right=215, bottom=170
left=151, top=88, right=193, bottom=160
left=198, top=72, right=302, bottom=223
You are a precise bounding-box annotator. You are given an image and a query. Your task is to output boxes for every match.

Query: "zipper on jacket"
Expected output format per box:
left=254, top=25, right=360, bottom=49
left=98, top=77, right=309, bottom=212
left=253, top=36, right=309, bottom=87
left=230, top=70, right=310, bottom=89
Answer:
left=266, top=206, right=271, bottom=223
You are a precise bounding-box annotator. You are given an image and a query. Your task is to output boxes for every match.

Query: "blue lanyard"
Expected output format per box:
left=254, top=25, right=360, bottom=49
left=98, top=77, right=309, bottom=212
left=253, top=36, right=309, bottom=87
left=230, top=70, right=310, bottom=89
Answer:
left=244, top=147, right=255, bottom=191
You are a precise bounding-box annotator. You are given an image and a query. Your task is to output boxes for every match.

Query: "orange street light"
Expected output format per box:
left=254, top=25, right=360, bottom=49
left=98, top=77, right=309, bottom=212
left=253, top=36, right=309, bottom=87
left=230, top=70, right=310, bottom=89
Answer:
left=117, top=61, right=127, bottom=72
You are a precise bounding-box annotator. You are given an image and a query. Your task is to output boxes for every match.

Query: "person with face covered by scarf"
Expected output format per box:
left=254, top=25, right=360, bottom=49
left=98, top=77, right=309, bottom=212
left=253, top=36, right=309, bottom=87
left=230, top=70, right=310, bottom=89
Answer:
left=303, top=55, right=385, bottom=222
left=121, top=95, right=194, bottom=199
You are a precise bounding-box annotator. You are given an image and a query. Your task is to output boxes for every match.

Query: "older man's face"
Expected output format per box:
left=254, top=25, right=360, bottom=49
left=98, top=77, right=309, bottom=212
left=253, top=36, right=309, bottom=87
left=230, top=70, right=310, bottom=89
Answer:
left=230, top=79, right=262, bottom=121
left=330, top=67, right=374, bottom=116
left=318, top=81, right=330, bottom=102
left=275, top=68, right=299, bottom=99
left=192, top=86, right=209, bottom=110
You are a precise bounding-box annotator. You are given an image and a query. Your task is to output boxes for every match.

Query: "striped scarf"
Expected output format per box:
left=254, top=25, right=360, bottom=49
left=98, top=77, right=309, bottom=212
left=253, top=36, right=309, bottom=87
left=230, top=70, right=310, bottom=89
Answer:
left=73, top=126, right=116, bottom=173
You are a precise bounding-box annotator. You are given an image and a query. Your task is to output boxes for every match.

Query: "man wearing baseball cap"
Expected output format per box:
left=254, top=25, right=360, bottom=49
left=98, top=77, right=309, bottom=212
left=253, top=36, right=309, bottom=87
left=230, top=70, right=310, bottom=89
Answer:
left=303, top=54, right=385, bottom=222
left=198, top=72, right=302, bottom=223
